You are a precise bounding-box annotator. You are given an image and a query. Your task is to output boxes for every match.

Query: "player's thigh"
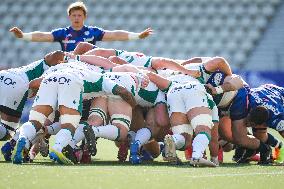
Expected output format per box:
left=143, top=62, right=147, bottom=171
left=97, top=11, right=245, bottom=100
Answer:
left=130, top=106, right=146, bottom=132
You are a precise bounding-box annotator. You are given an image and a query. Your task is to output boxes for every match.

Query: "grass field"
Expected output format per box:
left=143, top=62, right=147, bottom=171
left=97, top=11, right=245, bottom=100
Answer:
left=1, top=138, right=284, bottom=189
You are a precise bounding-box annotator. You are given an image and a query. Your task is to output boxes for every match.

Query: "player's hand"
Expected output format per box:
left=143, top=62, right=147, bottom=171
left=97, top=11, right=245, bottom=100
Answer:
left=9, top=27, right=24, bottom=38
left=136, top=72, right=149, bottom=88
left=64, top=52, right=75, bottom=61
left=138, top=28, right=154, bottom=39
left=204, top=83, right=217, bottom=95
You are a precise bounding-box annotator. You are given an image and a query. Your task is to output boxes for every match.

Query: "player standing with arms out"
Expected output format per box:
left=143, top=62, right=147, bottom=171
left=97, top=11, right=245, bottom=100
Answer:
left=10, top=1, right=153, bottom=52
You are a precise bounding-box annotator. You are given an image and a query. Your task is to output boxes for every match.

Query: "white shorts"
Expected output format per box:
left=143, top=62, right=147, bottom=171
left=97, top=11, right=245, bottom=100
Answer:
left=33, top=72, right=84, bottom=114
left=0, top=71, right=29, bottom=112
left=167, top=83, right=215, bottom=116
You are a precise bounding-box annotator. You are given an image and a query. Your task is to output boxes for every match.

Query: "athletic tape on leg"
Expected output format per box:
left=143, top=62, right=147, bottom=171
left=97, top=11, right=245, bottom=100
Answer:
left=111, top=114, right=131, bottom=131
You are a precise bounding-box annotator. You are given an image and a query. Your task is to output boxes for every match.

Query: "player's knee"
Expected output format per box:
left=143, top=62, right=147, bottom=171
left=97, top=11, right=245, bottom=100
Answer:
left=111, top=114, right=131, bottom=131
left=88, top=107, right=107, bottom=126
left=171, top=124, right=193, bottom=135
left=60, top=114, right=81, bottom=129
left=29, top=110, right=47, bottom=128
left=190, top=114, right=213, bottom=131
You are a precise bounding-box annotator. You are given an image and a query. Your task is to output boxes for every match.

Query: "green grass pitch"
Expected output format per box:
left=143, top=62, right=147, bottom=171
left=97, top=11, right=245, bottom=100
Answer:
left=1, top=138, right=284, bottom=189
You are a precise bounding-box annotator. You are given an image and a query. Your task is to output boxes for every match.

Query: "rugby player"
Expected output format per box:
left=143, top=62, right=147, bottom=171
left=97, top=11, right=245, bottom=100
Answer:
left=10, top=2, right=152, bottom=52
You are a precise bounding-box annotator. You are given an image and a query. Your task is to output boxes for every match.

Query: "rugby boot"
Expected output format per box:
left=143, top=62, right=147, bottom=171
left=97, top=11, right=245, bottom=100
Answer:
left=49, top=147, right=74, bottom=165
left=118, top=141, right=129, bottom=162
left=1, top=141, right=15, bottom=161
left=129, top=141, right=141, bottom=164
left=12, top=137, right=27, bottom=164
left=163, top=135, right=181, bottom=164
left=83, top=125, right=97, bottom=156
left=190, top=157, right=217, bottom=167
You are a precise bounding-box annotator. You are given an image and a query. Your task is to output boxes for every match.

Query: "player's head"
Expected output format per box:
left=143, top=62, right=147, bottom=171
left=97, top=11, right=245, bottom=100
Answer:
left=67, top=2, right=87, bottom=28
left=247, top=106, right=269, bottom=126
left=44, top=50, right=65, bottom=65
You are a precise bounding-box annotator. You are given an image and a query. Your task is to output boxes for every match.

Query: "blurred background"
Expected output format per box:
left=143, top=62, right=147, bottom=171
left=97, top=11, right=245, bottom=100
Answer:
left=0, top=0, right=284, bottom=87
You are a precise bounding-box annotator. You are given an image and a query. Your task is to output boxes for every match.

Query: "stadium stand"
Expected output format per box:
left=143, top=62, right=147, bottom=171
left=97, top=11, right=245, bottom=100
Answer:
left=0, top=0, right=283, bottom=71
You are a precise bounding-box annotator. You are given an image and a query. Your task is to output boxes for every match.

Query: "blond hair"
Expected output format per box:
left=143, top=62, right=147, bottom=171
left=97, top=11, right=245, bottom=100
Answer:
left=67, top=1, right=87, bottom=16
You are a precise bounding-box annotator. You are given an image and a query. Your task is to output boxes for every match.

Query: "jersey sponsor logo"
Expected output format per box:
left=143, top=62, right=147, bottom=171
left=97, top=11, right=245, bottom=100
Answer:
left=170, top=84, right=197, bottom=93
left=62, top=40, right=76, bottom=44
left=83, top=37, right=94, bottom=42
left=0, top=75, right=16, bottom=87
left=276, top=120, right=284, bottom=131
left=43, top=76, right=71, bottom=85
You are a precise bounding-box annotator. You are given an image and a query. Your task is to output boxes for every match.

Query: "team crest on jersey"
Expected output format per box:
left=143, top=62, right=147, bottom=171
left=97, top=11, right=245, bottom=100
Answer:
left=276, top=120, right=284, bottom=131
left=84, top=31, right=90, bottom=35
left=213, top=73, right=223, bottom=85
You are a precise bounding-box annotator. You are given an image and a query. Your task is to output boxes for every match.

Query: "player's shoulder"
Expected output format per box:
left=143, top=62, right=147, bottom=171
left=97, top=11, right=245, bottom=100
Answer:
left=84, top=25, right=104, bottom=31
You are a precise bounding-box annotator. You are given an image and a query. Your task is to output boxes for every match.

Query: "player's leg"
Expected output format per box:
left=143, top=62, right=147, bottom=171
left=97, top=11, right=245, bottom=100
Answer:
left=50, top=73, right=83, bottom=164
left=77, top=97, right=108, bottom=156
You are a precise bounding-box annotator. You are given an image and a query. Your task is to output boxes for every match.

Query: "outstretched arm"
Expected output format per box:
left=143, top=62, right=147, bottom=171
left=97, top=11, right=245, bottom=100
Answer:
left=10, top=27, right=54, bottom=42
left=102, top=28, right=153, bottom=41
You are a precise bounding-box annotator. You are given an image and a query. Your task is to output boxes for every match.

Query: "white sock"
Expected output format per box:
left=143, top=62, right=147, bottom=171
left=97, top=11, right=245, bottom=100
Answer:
left=46, top=122, right=61, bottom=135
left=0, top=124, right=7, bottom=139
left=53, top=129, right=72, bottom=152
left=192, top=133, right=210, bottom=159
left=73, top=123, right=85, bottom=144
left=12, top=130, right=20, bottom=141
left=93, top=124, right=119, bottom=141
left=135, top=128, right=152, bottom=148
left=19, top=121, right=37, bottom=149
left=172, top=134, right=186, bottom=150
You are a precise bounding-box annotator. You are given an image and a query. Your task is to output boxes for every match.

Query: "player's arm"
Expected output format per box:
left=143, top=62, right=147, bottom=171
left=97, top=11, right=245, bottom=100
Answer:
left=146, top=71, right=171, bottom=92
left=10, top=27, right=54, bottom=42
left=102, top=28, right=153, bottom=41
left=203, top=57, right=232, bottom=76
left=205, top=74, right=245, bottom=95
left=28, top=77, right=44, bottom=98
left=67, top=54, right=118, bottom=69
left=181, top=57, right=212, bottom=66
left=112, top=64, right=149, bottom=88
left=108, top=56, right=128, bottom=65
left=151, top=58, right=201, bottom=78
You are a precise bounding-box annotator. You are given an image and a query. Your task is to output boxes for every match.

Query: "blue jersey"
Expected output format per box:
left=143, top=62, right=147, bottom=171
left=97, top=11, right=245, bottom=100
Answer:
left=52, top=25, right=105, bottom=51
left=207, top=71, right=250, bottom=120
left=249, top=84, right=284, bottom=131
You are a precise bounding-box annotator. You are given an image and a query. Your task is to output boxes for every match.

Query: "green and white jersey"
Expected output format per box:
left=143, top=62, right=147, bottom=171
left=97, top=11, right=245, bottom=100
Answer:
left=8, top=59, right=50, bottom=82
left=103, top=72, right=137, bottom=97
left=42, top=61, right=117, bottom=100
left=115, top=50, right=152, bottom=68
left=136, top=81, right=166, bottom=107
left=43, top=60, right=104, bottom=77
left=157, top=63, right=213, bottom=93
left=184, top=63, right=212, bottom=84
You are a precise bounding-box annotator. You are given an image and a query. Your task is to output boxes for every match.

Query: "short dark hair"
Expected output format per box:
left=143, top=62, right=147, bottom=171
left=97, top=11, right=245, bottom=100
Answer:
left=248, top=106, right=269, bottom=125
left=67, top=1, right=87, bottom=16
